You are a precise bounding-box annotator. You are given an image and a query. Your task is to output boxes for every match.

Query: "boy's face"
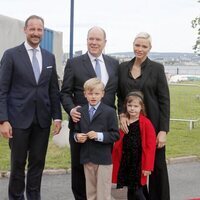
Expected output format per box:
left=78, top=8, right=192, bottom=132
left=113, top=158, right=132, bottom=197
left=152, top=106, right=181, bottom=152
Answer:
left=84, top=87, right=104, bottom=106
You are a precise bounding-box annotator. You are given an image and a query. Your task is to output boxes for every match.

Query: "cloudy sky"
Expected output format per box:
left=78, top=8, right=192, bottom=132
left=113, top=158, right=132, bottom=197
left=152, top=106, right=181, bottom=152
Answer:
left=1, top=0, right=199, bottom=53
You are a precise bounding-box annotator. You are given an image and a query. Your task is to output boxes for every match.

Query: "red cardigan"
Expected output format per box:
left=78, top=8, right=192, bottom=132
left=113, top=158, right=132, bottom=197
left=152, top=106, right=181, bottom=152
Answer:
left=112, top=114, right=156, bottom=186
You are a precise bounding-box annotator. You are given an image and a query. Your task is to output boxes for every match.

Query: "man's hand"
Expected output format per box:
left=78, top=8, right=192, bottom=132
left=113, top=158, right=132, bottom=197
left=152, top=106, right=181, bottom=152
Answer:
left=87, top=131, right=97, bottom=140
left=52, top=121, right=62, bottom=135
left=70, top=106, right=81, bottom=123
left=0, top=121, right=13, bottom=139
left=157, top=131, right=167, bottom=148
left=119, top=113, right=129, bottom=134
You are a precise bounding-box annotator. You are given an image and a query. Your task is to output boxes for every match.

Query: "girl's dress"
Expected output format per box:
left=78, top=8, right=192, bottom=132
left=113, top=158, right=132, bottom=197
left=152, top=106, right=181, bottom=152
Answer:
left=117, top=120, right=142, bottom=189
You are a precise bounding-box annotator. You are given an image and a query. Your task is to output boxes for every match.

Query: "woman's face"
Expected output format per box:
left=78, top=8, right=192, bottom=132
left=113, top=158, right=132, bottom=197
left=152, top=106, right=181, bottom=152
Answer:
left=133, top=37, right=151, bottom=61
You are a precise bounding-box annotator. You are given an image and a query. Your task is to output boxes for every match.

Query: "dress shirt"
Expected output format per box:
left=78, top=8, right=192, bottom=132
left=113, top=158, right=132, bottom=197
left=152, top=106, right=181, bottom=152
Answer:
left=88, top=52, right=109, bottom=86
left=24, top=41, right=42, bottom=72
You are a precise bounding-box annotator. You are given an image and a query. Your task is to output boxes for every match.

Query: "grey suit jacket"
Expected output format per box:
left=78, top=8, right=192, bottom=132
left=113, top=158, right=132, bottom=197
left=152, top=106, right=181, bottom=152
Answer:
left=75, top=102, right=119, bottom=165
left=0, top=43, right=62, bottom=128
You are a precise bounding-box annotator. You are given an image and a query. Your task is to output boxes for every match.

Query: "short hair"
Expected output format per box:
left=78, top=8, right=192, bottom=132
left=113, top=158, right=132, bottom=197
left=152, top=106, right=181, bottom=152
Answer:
left=84, top=78, right=105, bottom=91
left=25, top=15, right=44, bottom=27
left=124, top=91, right=146, bottom=116
left=133, top=32, right=152, bottom=47
left=87, top=26, right=106, bottom=40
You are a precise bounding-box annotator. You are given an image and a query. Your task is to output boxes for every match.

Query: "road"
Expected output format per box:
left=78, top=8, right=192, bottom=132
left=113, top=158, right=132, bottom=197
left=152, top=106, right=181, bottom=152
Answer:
left=0, top=160, right=200, bottom=200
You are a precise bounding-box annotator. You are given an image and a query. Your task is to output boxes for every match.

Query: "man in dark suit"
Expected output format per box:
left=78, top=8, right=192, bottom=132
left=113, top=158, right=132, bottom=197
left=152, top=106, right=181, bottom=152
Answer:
left=0, top=15, right=62, bottom=200
left=60, top=26, right=119, bottom=200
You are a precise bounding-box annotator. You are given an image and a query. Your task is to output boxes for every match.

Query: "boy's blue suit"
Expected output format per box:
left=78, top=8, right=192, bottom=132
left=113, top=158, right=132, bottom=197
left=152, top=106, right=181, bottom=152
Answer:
left=75, top=103, right=119, bottom=165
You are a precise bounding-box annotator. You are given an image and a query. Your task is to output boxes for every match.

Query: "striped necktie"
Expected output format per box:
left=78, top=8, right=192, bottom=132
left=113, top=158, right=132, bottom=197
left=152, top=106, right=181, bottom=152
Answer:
left=32, top=49, right=40, bottom=83
left=95, top=58, right=101, bottom=79
left=89, top=107, right=96, bottom=121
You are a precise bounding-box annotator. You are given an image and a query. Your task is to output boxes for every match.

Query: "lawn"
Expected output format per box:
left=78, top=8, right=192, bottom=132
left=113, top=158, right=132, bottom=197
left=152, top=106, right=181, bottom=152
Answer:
left=0, top=82, right=200, bottom=171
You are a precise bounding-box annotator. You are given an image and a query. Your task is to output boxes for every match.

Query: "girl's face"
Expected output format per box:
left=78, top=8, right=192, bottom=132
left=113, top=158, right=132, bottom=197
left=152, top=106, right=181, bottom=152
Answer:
left=126, top=99, right=142, bottom=119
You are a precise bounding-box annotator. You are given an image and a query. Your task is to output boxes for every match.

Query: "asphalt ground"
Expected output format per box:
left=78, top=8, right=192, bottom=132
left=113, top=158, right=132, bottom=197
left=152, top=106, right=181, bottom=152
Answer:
left=0, top=157, right=200, bottom=200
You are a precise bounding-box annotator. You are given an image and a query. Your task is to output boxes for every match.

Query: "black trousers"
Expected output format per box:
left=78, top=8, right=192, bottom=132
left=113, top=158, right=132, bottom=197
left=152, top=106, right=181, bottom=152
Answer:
left=149, top=147, right=170, bottom=200
left=69, top=130, right=87, bottom=200
left=8, top=120, right=50, bottom=200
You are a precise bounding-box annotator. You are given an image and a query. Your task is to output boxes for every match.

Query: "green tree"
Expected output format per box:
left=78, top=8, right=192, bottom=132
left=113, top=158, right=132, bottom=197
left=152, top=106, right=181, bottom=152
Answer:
left=191, top=0, right=200, bottom=55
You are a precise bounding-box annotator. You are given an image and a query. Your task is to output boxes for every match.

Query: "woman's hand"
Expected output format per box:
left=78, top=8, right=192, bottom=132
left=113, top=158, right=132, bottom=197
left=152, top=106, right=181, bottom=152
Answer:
left=119, top=113, right=129, bottom=134
left=156, top=131, right=167, bottom=148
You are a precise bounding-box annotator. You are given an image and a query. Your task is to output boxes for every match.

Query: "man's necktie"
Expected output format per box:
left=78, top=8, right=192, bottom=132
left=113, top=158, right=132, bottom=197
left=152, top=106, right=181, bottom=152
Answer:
left=32, top=49, right=40, bottom=83
left=95, top=58, right=101, bottom=79
left=89, top=107, right=96, bottom=121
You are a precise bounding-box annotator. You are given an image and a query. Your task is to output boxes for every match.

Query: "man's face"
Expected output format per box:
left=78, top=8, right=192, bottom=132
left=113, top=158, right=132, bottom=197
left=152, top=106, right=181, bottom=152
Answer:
left=24, top=18, right=44, bottom=48
left=87, top=28, right=106, bottom=57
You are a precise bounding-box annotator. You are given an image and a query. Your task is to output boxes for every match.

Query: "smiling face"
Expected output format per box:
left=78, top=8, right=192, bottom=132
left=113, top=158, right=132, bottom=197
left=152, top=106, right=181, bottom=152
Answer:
left=133, top=37, right=151, bottom=62
left=87, top=27, right=107, bottom=57
left=84, top=86, right=105, bottom=106
left=24, top=17, right=44, bottom=48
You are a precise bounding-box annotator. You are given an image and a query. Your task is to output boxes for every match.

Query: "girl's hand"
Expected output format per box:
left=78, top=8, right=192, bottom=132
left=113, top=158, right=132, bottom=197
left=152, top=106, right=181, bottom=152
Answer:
left=142, top=170, right=151, bottom=176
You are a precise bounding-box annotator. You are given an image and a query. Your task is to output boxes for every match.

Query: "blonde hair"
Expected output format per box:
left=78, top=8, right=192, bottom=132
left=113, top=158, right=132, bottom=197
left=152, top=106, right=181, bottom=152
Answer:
left=84, top=78, right=105, bottom=91
left=124, top=91, right=146, bottom=117
left=133, top=32, right=152, bottom=47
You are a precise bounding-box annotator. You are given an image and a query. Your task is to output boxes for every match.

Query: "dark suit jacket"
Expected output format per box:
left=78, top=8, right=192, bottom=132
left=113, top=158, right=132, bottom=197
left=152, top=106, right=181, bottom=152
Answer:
left=0, top=43, right=62, bottom=128
left=75, top=102, right=119, bottom=165
left=118, top=57, right=170, bottom=133
left=60, top=53, right=119, bottom=130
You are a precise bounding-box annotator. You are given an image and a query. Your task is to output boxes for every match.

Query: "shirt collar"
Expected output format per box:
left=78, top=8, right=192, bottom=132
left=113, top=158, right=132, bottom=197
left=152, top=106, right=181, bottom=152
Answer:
left=87, top=52, right=104, bottom=63
left=24, top=41, right=41, bottom=52
left=88, top=101, right=101, bottom=110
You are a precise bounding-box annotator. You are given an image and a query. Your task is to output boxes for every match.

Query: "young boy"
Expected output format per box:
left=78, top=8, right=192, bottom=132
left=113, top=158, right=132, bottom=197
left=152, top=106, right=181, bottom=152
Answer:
left=74, top=77, right=119, bottom=200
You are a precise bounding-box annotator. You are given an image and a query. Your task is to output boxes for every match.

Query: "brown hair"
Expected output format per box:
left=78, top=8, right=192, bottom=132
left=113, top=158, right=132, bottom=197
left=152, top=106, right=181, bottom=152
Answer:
left=123, top=91, right=146, bottom=118
left=25, top=15, right=44, bottom=28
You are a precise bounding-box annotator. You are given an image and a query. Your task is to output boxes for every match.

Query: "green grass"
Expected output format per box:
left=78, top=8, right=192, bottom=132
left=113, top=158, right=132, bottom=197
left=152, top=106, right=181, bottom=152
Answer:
left=0, top=81, right=200, bottom=171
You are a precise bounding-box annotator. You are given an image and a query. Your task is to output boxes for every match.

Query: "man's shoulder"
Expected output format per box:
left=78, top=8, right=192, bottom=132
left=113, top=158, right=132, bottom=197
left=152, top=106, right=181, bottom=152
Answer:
left=4, top=43, right=24, bottom=54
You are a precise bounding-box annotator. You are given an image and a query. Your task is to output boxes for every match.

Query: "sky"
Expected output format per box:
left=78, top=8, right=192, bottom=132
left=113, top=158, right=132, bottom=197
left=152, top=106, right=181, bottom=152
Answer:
left=1, top=0, right=200, bottom=54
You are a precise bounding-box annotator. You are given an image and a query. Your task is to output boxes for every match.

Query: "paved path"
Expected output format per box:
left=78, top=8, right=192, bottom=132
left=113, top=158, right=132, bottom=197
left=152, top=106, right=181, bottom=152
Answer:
left=0, top=160, right=200, bottom=200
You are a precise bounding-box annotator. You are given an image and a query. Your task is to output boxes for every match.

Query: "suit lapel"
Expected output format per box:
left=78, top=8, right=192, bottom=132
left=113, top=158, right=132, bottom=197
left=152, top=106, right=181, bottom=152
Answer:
left=18, top=44, right=36, bottom=84
left=81, top=105, right=90, bottom=124
left=92, top=103, right=103, bottom=122
left=82, top=53, right=96, bottom=77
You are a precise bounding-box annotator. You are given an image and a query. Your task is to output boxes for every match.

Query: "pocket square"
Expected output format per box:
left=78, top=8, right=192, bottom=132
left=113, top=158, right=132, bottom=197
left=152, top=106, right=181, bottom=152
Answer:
left=46, top=66, right=53, bottom=69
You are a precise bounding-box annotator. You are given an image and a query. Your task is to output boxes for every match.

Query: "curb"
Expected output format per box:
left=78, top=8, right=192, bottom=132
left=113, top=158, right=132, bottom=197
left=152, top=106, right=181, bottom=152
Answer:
left=0, top=156, right=199, bottom=179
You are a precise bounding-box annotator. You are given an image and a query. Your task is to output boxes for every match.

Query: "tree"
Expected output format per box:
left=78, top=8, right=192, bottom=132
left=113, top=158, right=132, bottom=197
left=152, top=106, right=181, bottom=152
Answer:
left=191, top=0, right=200, bottom=55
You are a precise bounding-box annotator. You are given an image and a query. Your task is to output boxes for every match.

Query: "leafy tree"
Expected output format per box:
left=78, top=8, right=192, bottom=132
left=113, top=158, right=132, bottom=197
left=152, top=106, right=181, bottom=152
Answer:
left=191, top=0, right=200, bottom=55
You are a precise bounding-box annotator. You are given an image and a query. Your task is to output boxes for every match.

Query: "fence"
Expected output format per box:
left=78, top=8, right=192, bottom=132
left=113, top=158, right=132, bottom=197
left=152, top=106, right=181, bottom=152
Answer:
left=169, top=83, right=200, bottom=130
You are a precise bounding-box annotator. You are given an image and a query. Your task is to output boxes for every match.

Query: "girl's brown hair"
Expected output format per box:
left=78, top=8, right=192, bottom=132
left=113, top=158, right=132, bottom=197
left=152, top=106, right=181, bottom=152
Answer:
left=123, top=91, right=146, bottom=118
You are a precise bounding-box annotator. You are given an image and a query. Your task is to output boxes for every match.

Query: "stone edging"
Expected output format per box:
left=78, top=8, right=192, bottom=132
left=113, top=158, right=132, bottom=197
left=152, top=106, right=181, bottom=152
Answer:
left=0, top=156, right=199, bottom=179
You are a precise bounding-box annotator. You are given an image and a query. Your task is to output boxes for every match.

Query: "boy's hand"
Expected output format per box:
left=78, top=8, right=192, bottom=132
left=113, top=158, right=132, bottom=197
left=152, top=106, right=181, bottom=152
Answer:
left=76, top=133, right=88, bottom=143
left=87, top=131, right=97, bottom=140
left=142, top=170, right=151, bottom=176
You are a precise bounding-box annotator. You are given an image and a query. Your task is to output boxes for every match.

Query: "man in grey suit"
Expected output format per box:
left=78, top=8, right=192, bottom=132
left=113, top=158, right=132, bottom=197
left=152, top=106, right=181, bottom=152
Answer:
left=60, top=26, right=119, bottom=200
left=0, top=15, right=62, bottom=200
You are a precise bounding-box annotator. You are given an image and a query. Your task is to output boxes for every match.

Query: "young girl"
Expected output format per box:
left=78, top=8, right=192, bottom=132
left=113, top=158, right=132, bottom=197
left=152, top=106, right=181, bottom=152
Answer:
left=112, top=91, right=156, bottom=200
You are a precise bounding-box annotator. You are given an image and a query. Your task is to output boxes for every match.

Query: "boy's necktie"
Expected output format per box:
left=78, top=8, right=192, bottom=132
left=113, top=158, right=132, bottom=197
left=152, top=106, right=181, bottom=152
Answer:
left=89, top=107, right=96, bottom=121
left=95, top=58, right=101, bottom=79
left=32, top=49, right=40, bottom=83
